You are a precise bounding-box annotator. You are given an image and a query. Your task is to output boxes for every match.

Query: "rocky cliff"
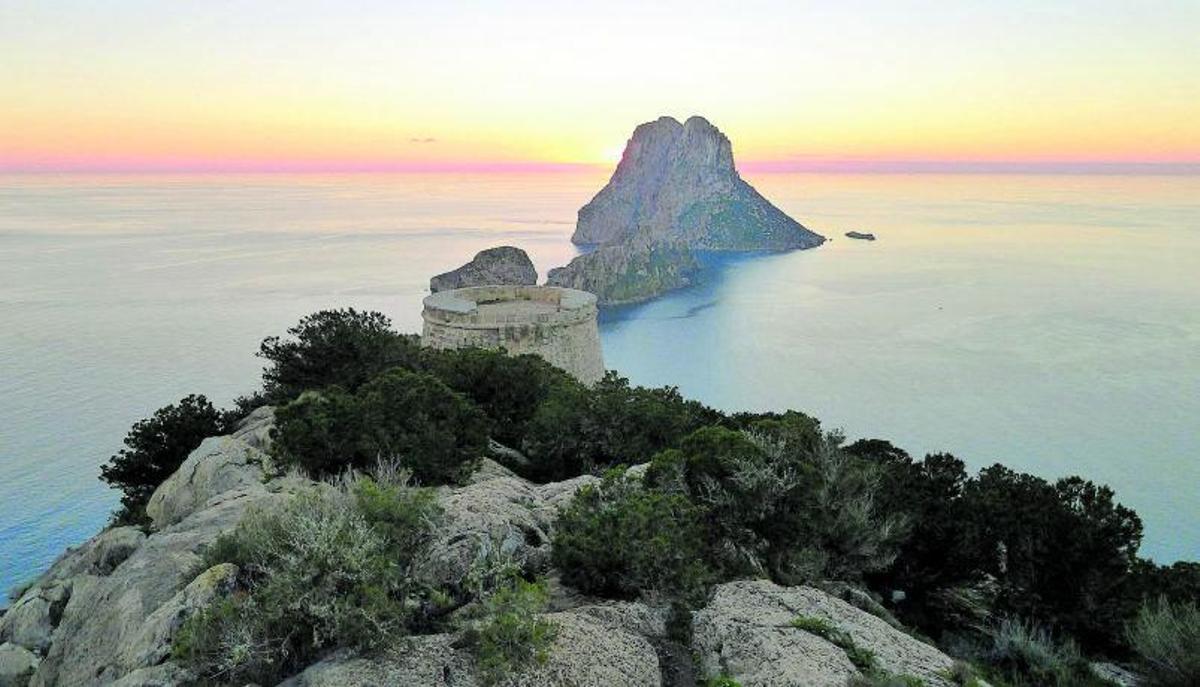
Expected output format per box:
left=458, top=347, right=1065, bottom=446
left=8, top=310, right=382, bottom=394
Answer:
left=573, top=116, right=824, bottom=251
left=550, top=116, right=824, bottom=305
left=0, top=411, right=961, bottom=687
left=430, top=246, right=537, bottom=293
left=545, top=239, right=700, bottom=306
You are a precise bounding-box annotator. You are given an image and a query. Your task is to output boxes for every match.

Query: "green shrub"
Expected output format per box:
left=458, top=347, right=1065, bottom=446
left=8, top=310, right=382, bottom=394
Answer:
left=551, top=470, right=710, bottom=603
left=174, top=478, right=443, bottom=684
left=272, top=368, right=488, bottom=484
left=356, top=368, right=489, bottom=484
left=791, top=615, right=878, bottom=673
left=467, top=577, right=557, bottom=685
left=258, top=309, right=421, bottom=402
left=705, top=675, right=743, bottom=687
left=100, top=394, right=234, bottom=525
left=976, top=617, right=1107, bottom=687
left=270, top=386, right=363, bottom=476
left=521, top=372, right=719, bottom=482
left=424, top=348, right=568, bottom=447
left=1129, top=598, right=1200, bottom=687
left=645, top=425, right=905, bottom=584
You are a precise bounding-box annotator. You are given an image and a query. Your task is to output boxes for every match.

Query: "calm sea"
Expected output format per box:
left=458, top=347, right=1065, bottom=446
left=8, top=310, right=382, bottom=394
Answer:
left=1, top=171, right=1197, bottom=599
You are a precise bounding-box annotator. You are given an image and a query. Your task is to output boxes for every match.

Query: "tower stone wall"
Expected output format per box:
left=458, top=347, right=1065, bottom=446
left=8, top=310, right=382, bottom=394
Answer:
left=421, top=285, right=605, bottom=385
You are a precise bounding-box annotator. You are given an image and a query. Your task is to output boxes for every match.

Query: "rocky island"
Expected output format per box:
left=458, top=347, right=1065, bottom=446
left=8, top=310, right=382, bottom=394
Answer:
left=845, top=231, right=876, bottom=241
left=547, top=116, right=824, bottom=305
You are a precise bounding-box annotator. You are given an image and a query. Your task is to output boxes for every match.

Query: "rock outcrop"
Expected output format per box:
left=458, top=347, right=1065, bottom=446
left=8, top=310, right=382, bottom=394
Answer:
left=10, top=410, right=968, bottom=687
left=573, top=116, right=823, bottom=251
left=693, top=580, right=957, bottom=687
left=283, top=610, right=662, bottom=687
left=145, top=406, right=276, bottom=528
left=2, top=409, right=299, bottom=687
left=414, top=459, right=598, bottom=589
left=545, top=240, right=700, bottom=305
left=550, top=116, right=823, bottom=305
left=430, top=246, right=538, bottom=293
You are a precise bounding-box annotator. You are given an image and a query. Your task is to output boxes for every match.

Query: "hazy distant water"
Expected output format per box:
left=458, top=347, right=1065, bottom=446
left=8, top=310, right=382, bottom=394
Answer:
left=1, top=171, right=1197, bottom=599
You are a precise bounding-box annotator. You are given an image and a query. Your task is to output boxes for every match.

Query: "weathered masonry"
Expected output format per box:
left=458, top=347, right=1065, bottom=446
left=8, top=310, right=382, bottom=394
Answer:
left=421, top=285, right=605, bottom=385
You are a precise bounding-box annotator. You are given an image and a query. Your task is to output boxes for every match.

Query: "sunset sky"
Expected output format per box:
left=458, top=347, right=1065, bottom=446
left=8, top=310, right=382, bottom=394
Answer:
left=2, top=0, right=1197, bottom=172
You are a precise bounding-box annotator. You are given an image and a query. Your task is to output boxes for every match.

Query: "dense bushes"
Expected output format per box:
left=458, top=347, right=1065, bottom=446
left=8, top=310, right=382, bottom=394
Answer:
left=99, top=394, right=234, bottom=525
left=642, top=424, right=905, bottom=584
left=174, top=474, right=445, bottom=684
left=272, top=368, right=488, bottom=484
left=852, top=439, right=1148, bottom=653
left=1128, top=598, right=1200, bottom=687
left=258, top=309, right=422, bottom=402
left=520, top=372, right=719, bottom=481
left=552, top=468, right=710, bottom=603
left=424, top=349, right=566, bottom=447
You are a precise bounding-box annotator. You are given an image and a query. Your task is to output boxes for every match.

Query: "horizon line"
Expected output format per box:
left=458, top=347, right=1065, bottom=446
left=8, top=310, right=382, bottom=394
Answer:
left=2, top=159, right=1198, bottom=175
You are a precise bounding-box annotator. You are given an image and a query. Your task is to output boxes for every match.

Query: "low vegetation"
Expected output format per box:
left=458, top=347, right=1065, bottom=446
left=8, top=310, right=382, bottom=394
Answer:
left=173, top=472, right=445, bottom=684
left=1128, top=598, right=1200, bottom=687
left=92, top=308, right=1198, bottom=683
left=551, top=467, right=710, bottom=603
left=465, top=577, right=558, bottom=685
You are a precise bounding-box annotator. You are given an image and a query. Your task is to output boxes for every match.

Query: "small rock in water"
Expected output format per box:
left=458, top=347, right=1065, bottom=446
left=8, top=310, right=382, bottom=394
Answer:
left=845, top=230, right=876, bottom=241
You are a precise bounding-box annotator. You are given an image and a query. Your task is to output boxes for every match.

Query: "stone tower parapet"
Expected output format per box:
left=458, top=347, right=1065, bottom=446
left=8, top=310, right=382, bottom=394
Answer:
left=421, top=285, right=605, bottom=385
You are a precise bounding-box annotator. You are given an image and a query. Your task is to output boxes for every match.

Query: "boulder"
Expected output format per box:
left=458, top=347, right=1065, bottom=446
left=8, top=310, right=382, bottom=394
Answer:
left=26, top=526, right=145, bottom=587
left=28, top=490, right=289, bottom=687
left=145, top=409, right=276, bottom=529
left=0, top=643, right=38, bottom=687
left=1, top=526, right=146, bottom=654
left=118, top=563, right=239, bottom=669
left=281, top=610, right=661, bottom=686
left=109, top=663, right=194, bottom=687
left=416, top=474, right=560, bottom=589
left=430, top=246, right=538, bottom=293
left=692, top=580, right=955, bottom=687
left=0, top=583, right=69, bottom=655
left=572, top=116, right=823, bottom=251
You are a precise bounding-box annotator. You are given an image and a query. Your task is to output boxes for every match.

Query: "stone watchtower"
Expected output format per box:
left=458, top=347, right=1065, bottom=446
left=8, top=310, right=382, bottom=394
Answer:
left=420, top=285, right=605, bottom=385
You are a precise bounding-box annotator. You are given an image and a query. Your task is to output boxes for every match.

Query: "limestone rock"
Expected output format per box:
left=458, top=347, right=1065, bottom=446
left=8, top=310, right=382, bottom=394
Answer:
left=693, top=580, right=955, bottom=687
left=28, top=490, right=288, bottom=687
left=416, top=474, right=559, bottom=589
left=1091, top=662, right=1140, bottom=686
left=29, top=526, right=146, bottom=587
left=1, top=525, right=146, bottom=654
left=546, top=240, right=701, bottom=306
left=0, top=643, right=38, bottom=687
left=118, top=563, right=239, bottom=669
left=431, top=246, right=538, bottom=293
left=535, top=474, right=600, bottom=512
left=109, top=663, right=194, bottom=687
left=145, top=408, right=276, bottom=529
left=281, top=610, right=661, bottom=686
left=573, top=116, right=823, bottom=251
left=0, top=583, right=69, bottom=654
